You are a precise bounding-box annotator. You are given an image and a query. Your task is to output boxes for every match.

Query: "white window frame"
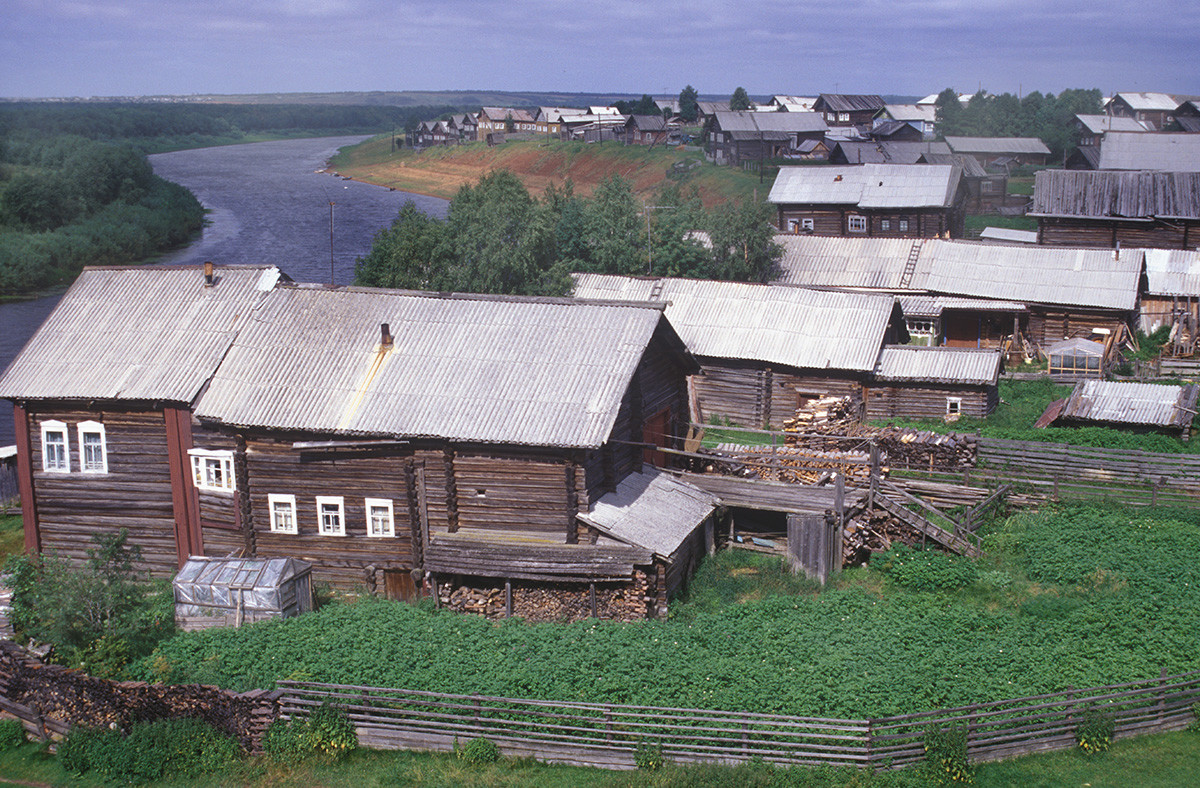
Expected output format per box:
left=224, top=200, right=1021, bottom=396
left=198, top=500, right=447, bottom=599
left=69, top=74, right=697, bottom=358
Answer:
left=838, top=112, right=850, bottom=122
left=946, top=397, right=963, bottom=415
left=365, top=498, right=395, bottom=538
left=268, top=494, right=297, bottom=534
left=801, top=218, right=815, bottom=232
left=188, top=448, right=235, bottom=492
left=899, top=219, right=910, bottom=232
left=316, top=495, right=346, bottom=537
left=40, top=420, right=70, bottom=473
left=77, top=420, right=108, bottom=474
left=848, top=215, right=867, bottom=233
left=880, top=219, right=891, bottom=231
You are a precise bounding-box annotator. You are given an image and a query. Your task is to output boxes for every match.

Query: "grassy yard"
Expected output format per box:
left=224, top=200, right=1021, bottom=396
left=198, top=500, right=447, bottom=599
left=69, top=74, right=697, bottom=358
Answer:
left=0, top=513, right=23, bottom=561
left=1, top=728, right=1197, bottom=787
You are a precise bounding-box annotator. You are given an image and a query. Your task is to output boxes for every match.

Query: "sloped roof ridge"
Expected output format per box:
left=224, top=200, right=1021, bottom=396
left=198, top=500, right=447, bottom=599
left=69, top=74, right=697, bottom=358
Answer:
left=280, top=281, right=668, bottom=311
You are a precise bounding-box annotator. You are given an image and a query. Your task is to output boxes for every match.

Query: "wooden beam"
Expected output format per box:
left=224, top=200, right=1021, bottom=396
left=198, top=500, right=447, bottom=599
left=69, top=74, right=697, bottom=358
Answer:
left=163, top=406, right=200, bottom=566
left=12, top=405, right=39, bottom=553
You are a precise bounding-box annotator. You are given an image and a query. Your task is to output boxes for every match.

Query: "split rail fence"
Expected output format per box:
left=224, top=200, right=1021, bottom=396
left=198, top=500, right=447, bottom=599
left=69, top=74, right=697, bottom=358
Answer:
left=278, top=669, right=1200, bottom=771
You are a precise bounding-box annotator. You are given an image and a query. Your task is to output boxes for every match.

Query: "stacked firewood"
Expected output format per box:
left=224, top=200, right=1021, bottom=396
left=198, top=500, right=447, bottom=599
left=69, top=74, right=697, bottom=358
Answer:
left=783, top=395, right=859, bottom=431
left=785, top=423, right=977, bottom=472
left=842, top=508, right=934, bottom=565
left=438, top=578, right=649, bottom=623
left=706, top=445, right=872, bottom=485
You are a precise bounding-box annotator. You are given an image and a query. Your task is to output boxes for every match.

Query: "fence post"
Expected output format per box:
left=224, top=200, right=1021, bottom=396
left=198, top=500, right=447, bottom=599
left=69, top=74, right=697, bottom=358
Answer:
left=1053, top=474, right=1060, bottom=502
left=1158, top=668, right=1167, bottom=725
left=865, top=719, right=874, bottom=767
left=604, top=708, right=612, bottom=743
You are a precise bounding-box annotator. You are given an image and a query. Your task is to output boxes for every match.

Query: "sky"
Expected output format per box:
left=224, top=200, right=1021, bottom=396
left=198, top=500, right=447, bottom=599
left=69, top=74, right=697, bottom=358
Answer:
left=2, top=0, right=1197, bottom=100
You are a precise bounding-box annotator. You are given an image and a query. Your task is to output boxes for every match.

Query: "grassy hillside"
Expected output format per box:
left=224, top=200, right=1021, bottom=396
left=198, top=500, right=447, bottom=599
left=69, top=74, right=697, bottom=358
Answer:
left=329, top=136, right=775, bottom=205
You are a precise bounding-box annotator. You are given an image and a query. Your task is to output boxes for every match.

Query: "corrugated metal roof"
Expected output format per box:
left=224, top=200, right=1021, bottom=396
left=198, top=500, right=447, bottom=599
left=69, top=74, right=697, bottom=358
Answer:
left=0, top=265, right=281, bottom=404
left=1061, top=380, right=1199, bottom=428
left=883, top=104, right=937, bottom=123
left=772, top=236, right=1142, bottom=310
left=578, top=469, right=719, bottom=558
left=818, top=94, right=885, bottom=112
left=195, top=286, right=675, bottom=448
left=1031, top=170, right=1200, bottom=218
left=1115, top=92, right=1185, bottom=112
left=711, top=111, right=827, bottom=134
left=1097, top=132, right=1200, bottom=171
left=1075, top=114, right=1151, bottom=134
left=917, top=152, right=989, bottom=178
left=945, top=137, right=1051, bottom=156
left=768, top=164, right=960, bottom=208
left=833, top=141, right=952, bottom=165
left=572, top=274, right=895, bottom=372
left=1143, top=248, right=1200, bottom=296
left=874, top=346, right=1002, bottom=385
left=978, top=227, right=1038, bottom=244
left=897, top=295, right=1026, bottom=318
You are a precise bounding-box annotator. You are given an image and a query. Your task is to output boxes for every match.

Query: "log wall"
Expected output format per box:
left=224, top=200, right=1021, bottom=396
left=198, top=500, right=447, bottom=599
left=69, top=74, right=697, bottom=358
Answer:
left=26, top=405, right=180, bottom=577
left=1038, top=217, right=1197, bottom=250
left=692, top=361, right=864, bottom=429
left=453, top=449, right=574, bottom=535
left=864, top=384, right=997, bottom=420
left=1027, top=308, right=1128, bottom=347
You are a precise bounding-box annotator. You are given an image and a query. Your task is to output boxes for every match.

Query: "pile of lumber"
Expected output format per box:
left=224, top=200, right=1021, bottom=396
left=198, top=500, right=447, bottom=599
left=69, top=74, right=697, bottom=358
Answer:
left=704, top=445, right=872, bottom=485
left=783, top=395, right=859, bottom=431
left=842, top=507, right=943, bottom=566
left=438, top=578, right=649, bottom=623
left=785, top=423, right=977, bottom=472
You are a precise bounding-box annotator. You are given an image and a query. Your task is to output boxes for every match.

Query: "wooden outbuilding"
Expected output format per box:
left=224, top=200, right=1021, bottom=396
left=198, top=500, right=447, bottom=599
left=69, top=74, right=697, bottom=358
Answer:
left=769, top=164, right=966, bottom=238
left=865, top=346, right=1001, bottom=420
left=944, top=137, right=1051, bottom=169
left=705, top=111, right=828, bottom=166
left=1031, top=170, right=1200, bottom=249
left=1055, top=380, right=1199, bottom=438
left=916, top=152, right=1008, bottom=213
left=572, top=274, right=905, bottom=429
left=828, top=141, right=951, bottom=165
left=813, top=94, right=885, bottom=127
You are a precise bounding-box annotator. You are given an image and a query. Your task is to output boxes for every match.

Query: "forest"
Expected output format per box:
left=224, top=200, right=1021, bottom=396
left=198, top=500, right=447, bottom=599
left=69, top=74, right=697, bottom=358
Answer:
left=933, top=87, right=1104, bottom=158
left=354, top=171, right=781, bottom=296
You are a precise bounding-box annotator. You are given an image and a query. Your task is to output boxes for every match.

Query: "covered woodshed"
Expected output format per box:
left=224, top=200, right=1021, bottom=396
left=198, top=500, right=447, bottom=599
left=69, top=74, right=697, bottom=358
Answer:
left=1054, top=380, right=1200, bottom=439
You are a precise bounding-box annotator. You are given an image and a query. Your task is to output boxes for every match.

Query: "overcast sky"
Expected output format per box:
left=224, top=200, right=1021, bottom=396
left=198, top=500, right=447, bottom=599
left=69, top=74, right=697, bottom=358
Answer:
left=3, top=0, right=1197, bottom=100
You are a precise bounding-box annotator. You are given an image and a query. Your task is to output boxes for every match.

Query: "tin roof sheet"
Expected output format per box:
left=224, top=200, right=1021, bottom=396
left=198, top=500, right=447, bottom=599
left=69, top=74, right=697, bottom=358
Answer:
left=945, top=137, right=1051, bottom=156
left=1142, top=248, right=1200, bottom=296
left=883, top=104, right=937, bottom=123
left=1115, top=92, right=1186, bottom=112
left=818, top=94, right=885, bottom=112
left=768, top=164, right=959, bottom=208
left=572, top=274, right=895, bottom=372
left=1061, top=380, right=1199, bottom=428
left=874, top=346, right=1002, bottom=385
left=0, top=265, right=281, bottom=404
left=1075, top=114, right=1151, bottom=134
left=774, top=235, right=919, bottom=289
left=897, top=295, right=1026, bottom=318
left=978, top=227, right=1039, bottom=244
left=1097, top=132, right=1200, bottom=171
left=578, top=469, right=718, bottom=558
left=833, top=141, right=952, bottom=164
left=194, top=286, right=674, bottom=448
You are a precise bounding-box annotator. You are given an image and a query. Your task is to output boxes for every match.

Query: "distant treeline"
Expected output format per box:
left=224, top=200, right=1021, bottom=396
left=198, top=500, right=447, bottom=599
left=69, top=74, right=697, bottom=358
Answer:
left=0, top=102, right=471, bottom=153
left=0, top=135, right=204, bottom=295
left=933, top=88, right=1103, bottom=159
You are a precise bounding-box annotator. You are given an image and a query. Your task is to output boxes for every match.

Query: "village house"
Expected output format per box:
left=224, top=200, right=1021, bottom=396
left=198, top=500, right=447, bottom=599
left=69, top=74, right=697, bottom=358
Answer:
left=0, top=264, right=284, bottom=575
left=1174, top=100, right=1200, bottom=133
left=766, top=96, right=819, bottom=112
left=621, top=114, right=669, bottom=146
left=476, top=107, right=536, bottom=137
left=864, top=121, right=924, bottom=143
left=874, top=104, right=937, bottom=139
left=1, top=269, right=723, bottom=620
left=1089, top=132, right=1200, bottom=172
left=705, top=110, right=828, bottom=165
left=535, top=107, right=588, bottom=137
left=453, top=113, right=478, bottom=142
left=1031, top=170, right=1200, bottom=249
left=1139, top=248, right=1200, bottom=338
left=828, top=140, right=951, bottom=165
left=812, top=94, right=885, bottom=127
left=1107, top=92, right=1196, bottom=131
left=1073, top=114, right=1151, bottom=149
left=772, top=235, right=1143, bottom=351
left=866, top=346, right=1002, bottom=420
left=943, top=136, right=1051, bottom=169
left=768, top=164, right=966, bottom=239
left=571, top=274, right=905, bottom=429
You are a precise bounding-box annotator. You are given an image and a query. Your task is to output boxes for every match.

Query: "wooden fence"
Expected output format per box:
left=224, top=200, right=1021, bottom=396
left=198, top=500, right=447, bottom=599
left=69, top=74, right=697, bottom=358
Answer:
left=277, top=669, right=1200, bottom=771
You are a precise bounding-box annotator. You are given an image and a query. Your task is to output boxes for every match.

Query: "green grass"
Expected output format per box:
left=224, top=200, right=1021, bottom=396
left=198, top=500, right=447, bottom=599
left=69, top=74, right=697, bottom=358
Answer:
left=0, top=513, right=23, bottom=561
left=1007, top=176, right=1035, bottom=196
left=964, top=213, right=1037, bottom=234
left=2, top=729, right=1198, bottom=787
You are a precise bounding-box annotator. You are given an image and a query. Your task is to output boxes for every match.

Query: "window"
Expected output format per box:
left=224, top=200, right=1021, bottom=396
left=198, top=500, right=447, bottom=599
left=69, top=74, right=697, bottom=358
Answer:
left=899, top=219, right=910, bottom=232
left=268, top=494, right=297, bottom=534
left=316, top=496, right=345, bottom=536
left=848, top=215, right=867, bottom=233
left=946, top=398, right=963, bottom=415
left=981, top=180, right=994, bottom=194
left=801, top=218, right=815, bottom=232
left=365, top=498, right=395, bottom=538
left=77, top=421, right=108, bottom=473
left=880, top=219, right=891, bottom=231
left=838, top=112, right=850, bottom=122
left=189, top=449, right=234, bottom=492
left=40, top=420, right=69, bottom=473
left=787, top=218, right=800, bottom=232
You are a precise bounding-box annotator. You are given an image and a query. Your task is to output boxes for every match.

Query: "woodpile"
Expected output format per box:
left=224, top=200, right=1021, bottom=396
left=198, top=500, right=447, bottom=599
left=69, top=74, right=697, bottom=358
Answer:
left=783, top=395, right=860, bottom=431
left=704, top=445, right=872, bottom=485
left=437, top=575, right=651, bottom=623
left=0, top=641, right=280, bottom=753
left=784, top=423, right=977, bottom=473
left=842, top=508, right=946, bottom=566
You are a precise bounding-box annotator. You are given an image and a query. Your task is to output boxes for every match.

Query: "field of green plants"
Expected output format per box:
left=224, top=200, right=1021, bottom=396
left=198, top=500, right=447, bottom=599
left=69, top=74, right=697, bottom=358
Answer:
left=133, top=502, right=1200, bottom=721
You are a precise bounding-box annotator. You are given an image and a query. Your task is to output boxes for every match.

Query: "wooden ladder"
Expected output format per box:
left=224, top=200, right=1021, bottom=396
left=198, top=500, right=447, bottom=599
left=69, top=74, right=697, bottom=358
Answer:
left=872, top=479, right=983, bottom=557
left=899, top=239, right=924, bottom=289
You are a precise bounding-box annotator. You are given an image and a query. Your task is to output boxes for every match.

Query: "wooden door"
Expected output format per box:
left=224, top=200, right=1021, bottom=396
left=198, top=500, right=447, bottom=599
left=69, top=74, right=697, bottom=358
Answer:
left=384, top=569, right=418, bottom=601
left=642, top=408, right=671, bottom=467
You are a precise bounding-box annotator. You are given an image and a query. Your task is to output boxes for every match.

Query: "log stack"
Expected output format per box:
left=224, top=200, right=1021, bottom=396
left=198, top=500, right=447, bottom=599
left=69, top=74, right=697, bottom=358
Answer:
left=784, top=423, right=977, bottom=472
left=783, top=395, right=859, bottom=432
left=438, top=576, right=650, bottom=623
left=705, top=445, right=872, bottom=485
left=842, top=507, right=941, bottom=566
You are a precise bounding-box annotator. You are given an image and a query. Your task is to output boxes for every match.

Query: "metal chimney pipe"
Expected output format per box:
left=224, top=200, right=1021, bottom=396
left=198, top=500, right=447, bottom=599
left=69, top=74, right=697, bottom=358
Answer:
left=203, top=261, right=214, bottom=287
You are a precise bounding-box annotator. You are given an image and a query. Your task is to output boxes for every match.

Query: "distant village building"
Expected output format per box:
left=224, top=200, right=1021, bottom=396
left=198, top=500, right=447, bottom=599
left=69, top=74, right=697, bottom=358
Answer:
left=943, top=137, right=1051, bottom=169
left=1107, top=92, right=1198, bottom=131
left=812, top=94, right=886, bottom=127
left=706, top=111, right=828, bottom=165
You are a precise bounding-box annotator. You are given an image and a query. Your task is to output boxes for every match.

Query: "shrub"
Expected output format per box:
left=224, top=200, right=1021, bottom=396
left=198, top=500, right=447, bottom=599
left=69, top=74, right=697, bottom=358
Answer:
left=458, top=736, right=501, bottom=765
left=875, top=544, right=979, bottom=592
left=264, top=702, right=357, bottom=764
left=1076, top=707, right=1115, bottom=755
left=58, top=718, right=240, bottom=782
left=921, top=725, right=973, bottom=784
left=0, top=719, right=25, bottom=750
left=634, top=741, right=665, bottom=771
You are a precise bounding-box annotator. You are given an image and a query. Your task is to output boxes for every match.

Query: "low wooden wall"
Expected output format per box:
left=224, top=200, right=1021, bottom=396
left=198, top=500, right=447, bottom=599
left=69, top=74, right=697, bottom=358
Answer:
left=277, top=669, right=1200, bottom=770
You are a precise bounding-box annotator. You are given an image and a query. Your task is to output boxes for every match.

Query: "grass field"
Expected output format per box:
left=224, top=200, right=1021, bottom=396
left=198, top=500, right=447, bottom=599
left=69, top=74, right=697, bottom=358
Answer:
left=0, top=513, right=23, bottom=561
left=329, top=135, right=772, bottom=205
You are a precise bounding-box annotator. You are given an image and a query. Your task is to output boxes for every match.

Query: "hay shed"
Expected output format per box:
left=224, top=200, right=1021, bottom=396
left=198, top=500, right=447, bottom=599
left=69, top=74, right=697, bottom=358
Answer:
left=174, top=556, right=313, bottom=632
left=1047, top=338, right=1106, bottom=380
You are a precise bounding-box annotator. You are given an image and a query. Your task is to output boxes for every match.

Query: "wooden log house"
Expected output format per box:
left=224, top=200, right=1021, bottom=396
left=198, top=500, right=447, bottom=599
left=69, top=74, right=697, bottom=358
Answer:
left=865, top=346, right=1002, bottom=420
left=572, top=275, right=906, bottom=429
left=0, top=264, right=284, bottom=576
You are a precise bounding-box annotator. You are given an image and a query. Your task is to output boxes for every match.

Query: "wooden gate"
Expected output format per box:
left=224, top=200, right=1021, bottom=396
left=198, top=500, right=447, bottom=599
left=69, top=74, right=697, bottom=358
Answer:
left=786, top=513, right=841, bottom=584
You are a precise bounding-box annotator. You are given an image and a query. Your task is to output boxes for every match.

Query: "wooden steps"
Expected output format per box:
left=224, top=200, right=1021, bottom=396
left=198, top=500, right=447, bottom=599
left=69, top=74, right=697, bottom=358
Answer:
left=872, top=483, right=983, bottom=558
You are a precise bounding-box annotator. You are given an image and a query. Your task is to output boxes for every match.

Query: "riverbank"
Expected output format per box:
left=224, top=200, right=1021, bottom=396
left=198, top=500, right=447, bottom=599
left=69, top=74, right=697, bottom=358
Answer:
left=328, top=136, right=772, bottom=206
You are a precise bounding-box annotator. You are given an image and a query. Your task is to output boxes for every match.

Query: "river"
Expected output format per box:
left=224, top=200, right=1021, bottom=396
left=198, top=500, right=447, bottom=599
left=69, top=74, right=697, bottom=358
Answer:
left=0, top=136, right=448, bottom=446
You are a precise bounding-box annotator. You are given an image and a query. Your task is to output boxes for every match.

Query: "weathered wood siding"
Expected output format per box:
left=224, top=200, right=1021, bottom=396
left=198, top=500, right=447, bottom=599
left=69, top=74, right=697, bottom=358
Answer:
left=1038, top=217, right=1196, bottom=250
left=452, top=449, right=574, bottom=535
left=26, top=406, right=179, bottom=576
left=692, top=361, right=864, bottom=429
left=1027, top=308, right=1128, bottom=347
left=864, top=384, right=997, bottom=420
left=776, top=207, right=957, bottom=238
left=244, top=436, right=414, bottom=589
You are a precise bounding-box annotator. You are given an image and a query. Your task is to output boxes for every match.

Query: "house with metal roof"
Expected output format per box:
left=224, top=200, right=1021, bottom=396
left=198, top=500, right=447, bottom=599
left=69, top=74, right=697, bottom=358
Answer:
left=828, top=140, right=951, bottom=165
left=1054, top=380, right=1199, bottom=438
left=866, top=346, right=1002, bottom=420
left=0, top=264, right=283, bottom=577
left=705, top=110, right=828, bottom=165
left=571, top=274, right=905, bottom=429
left=1031, top=169, right=1200, bottom=249
left=1173, top=100, right=1200, bottom=133
left=813, top=94, right=885, bottom=127
left=1073, top=114, right=1151, bottom=150
left=1138, top=248, right=1200, bottom=336
left=1108, top=92, right=1198, bottom=131
left=772, top=235, right=1144, bottom=350
left=874, top=104, right=938, bottom=139
left=620, top=114, right=669, bottom=146
left=944, top=136, right=1051, bottom=168
left=1094, top=132, right=1200, bottom=172
left=769, top=163, right=966, bottom=239
left=915, top=152, right=1008, bottom=212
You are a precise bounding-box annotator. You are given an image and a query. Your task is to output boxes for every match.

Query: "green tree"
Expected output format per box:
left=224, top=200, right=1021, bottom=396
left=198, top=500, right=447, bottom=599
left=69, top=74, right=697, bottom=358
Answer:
left=582, top=174, right=645, bottom=275
left=707, top=199, right=782, bottom=282
left=933, top=88, right=964, bottom=137
left=645, top=184, right=710, bottom=278
left=678, top=85, right=700, bottom=122
left=729, top=87, right=752, bottom=111
left=631, top=94, right=658, bottom=116
left=354, top=202, right=453, bottom=290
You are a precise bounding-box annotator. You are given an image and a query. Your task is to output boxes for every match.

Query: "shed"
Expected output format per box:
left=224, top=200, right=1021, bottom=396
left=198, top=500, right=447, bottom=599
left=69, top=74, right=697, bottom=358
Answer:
left=865, top=346, right=1002, bottom=419
left=1047, top=338, right=1107, bottom=380
left=173, top=556, right=312, bottom=631
left=1058, top=380, right=1200, bottom=437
